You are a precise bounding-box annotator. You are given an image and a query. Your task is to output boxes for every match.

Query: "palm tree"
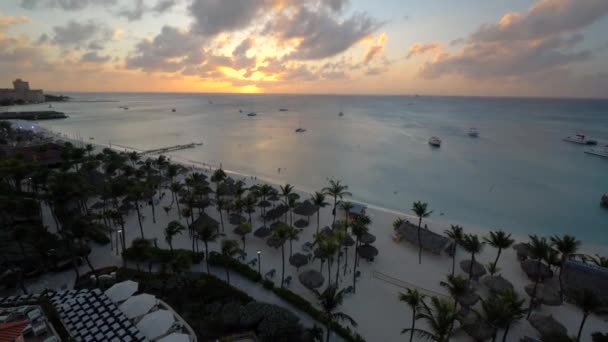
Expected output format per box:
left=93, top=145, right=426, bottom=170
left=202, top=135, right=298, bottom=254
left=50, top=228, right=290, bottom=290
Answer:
left=271, top=224, right=291, bottom=287
left=412, top=201, right=433, bottom=264
left=169, top=182, right=183, bottom=219
left=318, top=236, right=339, bottom=286
left=393, top=217, right=405, bottom=230
left=322, top=179, right=352, bottom=226
left=286, top=225, right=300, bottom=257
left=551, top=234, right=581, bottom=302
left=587, top=254, right=608, bottom=267
left=484, top=230, right=514, bottom=274
left=402, top=296, right=458, bottom=342
left=399, top=288, right=426, bottom=342
left=286, top=195, right=298, bottom=226
left=194, top=222, right=220, bottom=274
left=351, top=214, right=370, bottom=292
left=497, top=289, right=526, bottom=342
left=164, top=221, right=185, bottom=252
left=210, top=168, right=226, bottom=201
left=334, top=229, right=348, bottom=285
left=221, top=239, right=241, bottom=285
left=444, top=225, right=464, bottom=276
left=340, top=201, right=354, bottom=227
left=280, top=184, right=294, bottom=222
left=244, top=195, right=257, bottom=223
left=526, top=235, right=551, bottom=319
left=439, top=275, right=468, bottom=309
left=216, top=197, right=227, bottom=232
left=311, top=192, right=328, bottom=234
left=572, top=289, right=605, bottom=342
left=313, top=285, right=357, bottom=342
left=461, top=233, right=484, bottom=286
left=236, top=222, right=252, bottom=251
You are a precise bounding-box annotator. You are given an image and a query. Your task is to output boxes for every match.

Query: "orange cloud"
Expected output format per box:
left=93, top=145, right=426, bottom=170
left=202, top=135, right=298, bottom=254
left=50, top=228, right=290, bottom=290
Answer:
left=363, top=32, right=387, bottom=64
left=407, top=42, right=442, bottom=59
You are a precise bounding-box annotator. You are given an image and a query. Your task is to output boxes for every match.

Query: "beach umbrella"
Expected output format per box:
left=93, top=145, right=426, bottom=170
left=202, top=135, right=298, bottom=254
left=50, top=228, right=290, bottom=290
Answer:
left=267, top=235, right=283, bottom=248
left=270, top=221, right=283, bottom=230
left=520, top=259, right=553, bottom=281
left=294, top=219, right=309, bottom=228
left=524, top=284, right=561, bottom=306
left=529, top=314, right=568, bottom=337
left=460, top=260, right=487, bottom=278
left=268, top=194, right=280, bottom=202
left=289, top=253, right=309, bottom=270
left=341, top=234, right=355, bottom=247
left=293, top=200, right=318, bottom=217
left=482, top=275, right=514, bottom=293
left=299, top=270, right=324, bottom=289
left=191, top=213, right=219, bottom=230
left=119, top=293, right=157, bottom=319
left=229, top=213, right=246, bottom=225
left=104, top=280, right=138, bottom=303
left=360, top=233, right=376, bottom=244
left=462, top=320, right=495, bottom=342
left=357, top=244, right=379, bottom=260
left=157, top=333, right=191, bottom=342
left=258, top=200, right=272, bottom=208
left=254, top=226, right=272, bottom=238
left=457, top=290, right=480, bottom=307
left=513, top=242, right=533, bottom=259
left=137, top=309, right=175, bottom=340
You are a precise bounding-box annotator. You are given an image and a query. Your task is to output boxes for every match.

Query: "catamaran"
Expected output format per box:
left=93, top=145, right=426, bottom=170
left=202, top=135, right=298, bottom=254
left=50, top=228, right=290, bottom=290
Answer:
left=585, top=145, right=608, bottom=158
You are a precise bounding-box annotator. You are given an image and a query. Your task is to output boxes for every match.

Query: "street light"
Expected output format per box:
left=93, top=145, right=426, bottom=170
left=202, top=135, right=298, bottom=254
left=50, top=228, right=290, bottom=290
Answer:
left=257, top=250, right=261, bottom=276
left=117, top=230, right=123, bottom=256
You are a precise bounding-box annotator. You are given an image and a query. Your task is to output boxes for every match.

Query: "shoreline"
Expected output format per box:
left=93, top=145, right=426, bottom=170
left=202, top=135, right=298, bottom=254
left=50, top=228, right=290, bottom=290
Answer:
left=39, top=127, right=607, bottom=255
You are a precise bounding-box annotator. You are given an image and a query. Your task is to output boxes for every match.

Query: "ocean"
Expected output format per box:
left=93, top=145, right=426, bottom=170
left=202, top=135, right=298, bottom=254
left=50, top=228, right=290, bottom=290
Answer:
left=16, top=93, right=608, bottom=244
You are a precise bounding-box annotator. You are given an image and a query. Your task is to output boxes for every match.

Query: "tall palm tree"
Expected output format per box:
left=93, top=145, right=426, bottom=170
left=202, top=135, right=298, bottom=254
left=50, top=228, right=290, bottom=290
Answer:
left=340, top=201, right=354, bottom=227
left=216, top=198, right=227, bottom=232
left=497, top=289, right=526, bottom=342
left=551, top=234, right=581, bottom=302
left=461, top=233, right=484, bottom=286
left=526, top=235, right=551, bottom=319
left=322, top=179, right=352, bottom=225
left=127, top=181, right=147, bottom=238
left=170, top=181, right=184, bottom=218
left=318, top=236, right=339, bottom=286
left=412, top=201, right=433, bottom=264
left=286, top=225, right=300, bottom=257
left=271, top=224, right=291, bottom=287
left=244, top=195, right=257, bottom=224
left=439, top=275, right=468, bottom=309
left=484, top=230, right=514, bottom=274
left=334, top=229, right=348, bottom=285
left=311, top=192, right=328, bottom=234
left=164, top=221, right=185, bottom=251
left=313, top=285, right=357, bottom=342
left=572, top=289, right=605, bottom=342
left=399, top=288, right=426, bottom=342
left=444, top=225, right=464, bottom=276
left=286, top=195, right=298, bottom=226
left=194, top=222, right=220, bottom=274
left=280, top=184, right=294, bottom=222
left=351, top=214, right=370, bottom=292
left=236, top=222, right=252, bottom=251
left=210, top=168, right=226, bottom=201
left=402, top=296, right=458, bottom=342
left=221, top=239, right=241, bottom=285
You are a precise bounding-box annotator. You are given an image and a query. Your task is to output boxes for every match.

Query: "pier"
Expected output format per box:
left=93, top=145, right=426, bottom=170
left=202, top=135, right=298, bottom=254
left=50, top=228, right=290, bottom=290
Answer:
left=0, top=111, right=67, bottom=120
left=141, top=142, right=203, bottom=155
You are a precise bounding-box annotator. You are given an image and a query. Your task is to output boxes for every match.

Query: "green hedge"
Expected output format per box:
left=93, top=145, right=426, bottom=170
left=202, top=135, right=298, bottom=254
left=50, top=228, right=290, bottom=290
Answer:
left=123, top=246, right=202, bottom=264
left=207, top=253, right=365, bottom=342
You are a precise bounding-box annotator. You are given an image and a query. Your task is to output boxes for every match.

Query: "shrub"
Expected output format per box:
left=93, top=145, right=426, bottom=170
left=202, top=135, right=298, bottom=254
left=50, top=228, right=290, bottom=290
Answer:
left=208, top=252, right=261, bottom=282
left=123, top=245, right=202, bottom=264
left=262, top=279, right=275, bottom=290
left=87, top=228, right=110, bottom=245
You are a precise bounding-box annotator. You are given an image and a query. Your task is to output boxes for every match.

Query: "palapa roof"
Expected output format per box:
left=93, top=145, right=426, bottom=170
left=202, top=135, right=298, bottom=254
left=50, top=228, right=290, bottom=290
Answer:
left=299, top=270, right=324, bottom=289
left=395, top=221, right=451, bottom=255
left=289, top=253, right=309, bottom=268
left=520, top=259, right=553, bottom=281
left=293, top=200, right=318, bottom=216
left=190, top=212, right=219, bottom=229
left=460, top=260, right=486, bottom=277
left=529, top=314, right=567, bottom=337
left=482, top=275, right=514, bottom=293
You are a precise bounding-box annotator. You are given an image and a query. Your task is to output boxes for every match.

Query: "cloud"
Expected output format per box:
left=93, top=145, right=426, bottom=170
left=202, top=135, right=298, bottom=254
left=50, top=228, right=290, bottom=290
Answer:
left=81, top=51, right=111, bottom=63
left=189, top=0, right=269, bottom=36
left=416, top=0, right=604, bottom=80
left=232, top=38, right=256, bottom=71
left=271, top=7, right=381, bottom=60
left=449, top=38, right=464, bottom=46
left=363, top=32, right=387, bottom=64
left=152, top=0, right=178, bottom=13
left=406, top=42, right=441, bottom=59
left=322, top=0, right=349, bottom=13
left=117, top=0, right=146, bottom=21
left=49, top=20, right=112, bottom=49
left=0, top=14, right=29, bottom=32
left=20, top=0, right=117, bottom=11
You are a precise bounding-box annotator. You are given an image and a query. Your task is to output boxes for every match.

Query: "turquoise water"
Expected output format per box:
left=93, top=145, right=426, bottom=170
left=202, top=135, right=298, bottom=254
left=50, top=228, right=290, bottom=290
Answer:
left=24, top=93, right=608, bottom=244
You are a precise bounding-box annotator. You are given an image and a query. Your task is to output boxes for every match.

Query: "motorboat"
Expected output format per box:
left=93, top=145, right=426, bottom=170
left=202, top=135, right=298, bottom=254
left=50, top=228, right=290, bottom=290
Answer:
left=295, top=127, right=306, bottom=133
left=338, top=112, right=344, bottom=117
left=601, top=193, right=608, bottom=208
left=429, top=136, right=442, bottom=147
left=563, top=134, right=597, bottom=145
left=247, top=112, right=257, bottom=117
left=468, top=128, right=479, bottom=137
left=585, top=145, right=608, bottom=158
left=171, top=108, right=176, bottom=112
left=279, top=108, right=289, bottom=112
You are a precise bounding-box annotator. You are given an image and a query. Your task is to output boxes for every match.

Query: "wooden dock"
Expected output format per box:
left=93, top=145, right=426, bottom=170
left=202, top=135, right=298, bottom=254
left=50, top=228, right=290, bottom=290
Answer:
left=141, top=142, right=203, bottom=155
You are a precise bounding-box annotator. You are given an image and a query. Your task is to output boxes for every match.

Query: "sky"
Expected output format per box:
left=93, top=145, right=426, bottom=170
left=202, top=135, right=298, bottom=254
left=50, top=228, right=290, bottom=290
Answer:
left=1, top=0, right=608, bottom=98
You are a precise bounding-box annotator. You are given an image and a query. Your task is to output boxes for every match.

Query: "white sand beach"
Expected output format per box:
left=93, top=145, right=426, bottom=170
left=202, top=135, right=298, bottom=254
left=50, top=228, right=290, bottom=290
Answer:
left=19, top=128, right=608, bottom=342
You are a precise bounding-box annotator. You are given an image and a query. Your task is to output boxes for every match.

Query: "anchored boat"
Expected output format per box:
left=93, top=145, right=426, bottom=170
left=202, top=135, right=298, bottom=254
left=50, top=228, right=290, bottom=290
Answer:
left=585, top=145, right=608, bottom=158
left=429, top=136, right=442, bottom=147
left=468, top=128, right=479, bottom=137
left=563, top=134, right=597, bottom=145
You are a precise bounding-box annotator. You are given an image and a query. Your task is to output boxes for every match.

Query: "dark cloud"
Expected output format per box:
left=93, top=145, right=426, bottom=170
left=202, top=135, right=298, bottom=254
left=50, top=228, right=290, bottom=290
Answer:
left=322, top=0, right=349, bottom=13
left=20, top=0, right=117, bottom=11
left=81, top=51, right=111, bottom=63
left=152, top=0, right=178, bottom=13
left=50, top=20, right=111, bottom=49
left=232, top=38, right=256, bottom=71
left=189, top=0, right=269, bottom=36
left=117, top=0, right=146, bottom=21
left=271, top=7, right=380, bottom=60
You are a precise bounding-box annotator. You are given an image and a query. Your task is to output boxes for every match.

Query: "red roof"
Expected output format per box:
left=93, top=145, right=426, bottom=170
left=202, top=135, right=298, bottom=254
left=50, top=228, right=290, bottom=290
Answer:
left=0, top=320, right=27, bottom=342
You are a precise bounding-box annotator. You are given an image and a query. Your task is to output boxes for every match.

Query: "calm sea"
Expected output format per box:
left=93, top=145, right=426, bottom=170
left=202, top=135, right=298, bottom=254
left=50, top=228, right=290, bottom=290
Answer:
left=18, top=93, right=608, bottom=244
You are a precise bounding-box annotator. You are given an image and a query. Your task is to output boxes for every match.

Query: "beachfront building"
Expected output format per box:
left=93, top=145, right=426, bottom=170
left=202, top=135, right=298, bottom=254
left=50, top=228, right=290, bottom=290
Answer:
left=0, top=293, right=62, bottom=342
left=0, top=79, right=45, bottom=104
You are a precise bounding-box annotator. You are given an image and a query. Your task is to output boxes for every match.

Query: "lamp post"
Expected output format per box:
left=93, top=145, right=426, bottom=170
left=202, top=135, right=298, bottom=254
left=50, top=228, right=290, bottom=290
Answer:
left=117, top=230, right=123, bottom=256
left=257, top=250, right=261, bottom=276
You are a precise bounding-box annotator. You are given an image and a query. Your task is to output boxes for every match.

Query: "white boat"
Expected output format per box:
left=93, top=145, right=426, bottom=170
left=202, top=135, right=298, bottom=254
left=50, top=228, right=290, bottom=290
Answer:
left=563, top=134, right=597, bottom=145
left=247, top=112, right=257, bottom=117
left=429, top=136, right=442, bottom=147
left=468, top=128, right=479, bottom=137
left=295, top=128, right=306, bottom=133
left=585, top=145, right=608, bottom=158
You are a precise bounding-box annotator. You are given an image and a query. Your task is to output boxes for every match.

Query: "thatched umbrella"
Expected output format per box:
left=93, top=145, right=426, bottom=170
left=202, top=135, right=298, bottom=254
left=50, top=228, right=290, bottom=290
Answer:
left=294, top=219, right=309, bottom=228
left=268, top=194, right=280, bottom=202
left=462, top=320, right=495, bottom=342
left=254, top=226, right=272, bottom=239
left=258, top=200, right=272, bottom=208
left=357, top=244, right=378, bottom=260
left=294, top=200, right=318, bottom=216
left=270, top=221, right=283, bottom=230
left=229, top=213, right=246, bottom=225
left=360, top=233, right=376, bottom=244
left=299, top=270, right=324, bottom=289
left=264, top=204, right=289, bottom=221
left=482, top=275, right=514, bottom=293
left=320, top=226, right=333, bottom=237
left=457, top=290, right=480, bottom=307
left=520, top=259, right=553, bottom=281
left=513, top=242, right=533, bottom=259
left=529, top=314, right=568, bottom=337
left=460, top=260, right=487, bottom=278
left=191, top=212, right=219, bottom=230
left=266, top=235, right=283, bottom=248
left=289, top=253, right=309, bottom=271
left=342, top=234, right=355, bottom=247
left=525, top=284, right=561, bottom=306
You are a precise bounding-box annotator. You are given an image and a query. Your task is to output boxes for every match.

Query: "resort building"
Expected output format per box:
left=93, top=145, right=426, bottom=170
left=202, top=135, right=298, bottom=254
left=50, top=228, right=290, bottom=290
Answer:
left=0, top=79, right=45, bottom=104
